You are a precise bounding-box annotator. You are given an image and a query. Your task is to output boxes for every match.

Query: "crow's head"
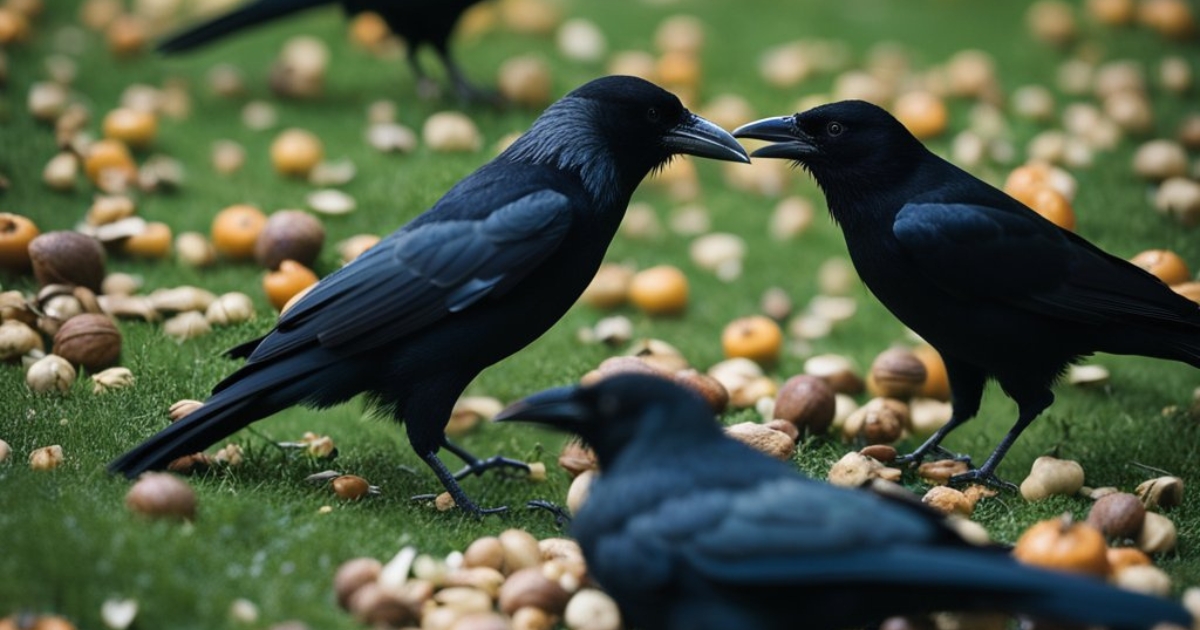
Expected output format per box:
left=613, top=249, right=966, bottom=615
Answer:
left=494, top=373, right=719, bottom=469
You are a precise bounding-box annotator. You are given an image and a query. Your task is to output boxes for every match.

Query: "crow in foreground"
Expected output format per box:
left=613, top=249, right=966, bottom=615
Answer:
left=158, top=0, right=493, bottom=102
left=498, top=373, right=1192, bottom=630
left=109, top=76, right=749, bottom=514
left=735, top=101, right=1200, bottom=488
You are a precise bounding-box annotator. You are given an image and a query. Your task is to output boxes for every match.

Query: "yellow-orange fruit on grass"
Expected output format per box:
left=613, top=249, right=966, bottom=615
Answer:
left=211, top=204, right=267, bottom=260
left=1130, top=249, right=1190, bottom=285
left=721, top=315, right=783, bottom=365
left=629, top=265, right=688, bottom=315
left=0, top=212, right=39, bottom=272
left=1013, top=516, right=1110, bottom=577
left=270, top=128, right=324, bottom=178
left=1028, top=187, right=1076, bottom=231
left=103, top=108, right=157, bottom=149
left=264, top=259, right=318, bottom=311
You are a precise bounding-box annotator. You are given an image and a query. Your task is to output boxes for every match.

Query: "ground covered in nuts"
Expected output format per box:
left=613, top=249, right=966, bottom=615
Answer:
left=2, top=0, right=1200, bottom=628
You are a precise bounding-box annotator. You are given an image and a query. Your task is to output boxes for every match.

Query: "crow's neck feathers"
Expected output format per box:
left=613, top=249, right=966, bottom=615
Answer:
left=504, top=98, right=626, bottom=209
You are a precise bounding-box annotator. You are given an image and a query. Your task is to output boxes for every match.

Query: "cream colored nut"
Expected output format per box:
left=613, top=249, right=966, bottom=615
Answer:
left=1135, top=476, right=1183, bottom=510
left=498, top=55, right=552, bottom=107
left=100, top=597, right=138, bottom=630
left=499, top=528, right=541, bottom=574
left=803, top=354, right=864, bottom=395
left=909, top=398, right=953, bottom=437
left=307, top=189, right=356, bottom=216
left=564, top=588, right=621, bottom=630
left=0, top=438, right=10, bottom=463
left=366, top=122, right=418, bottom=153
left=828, top=451, right=884, bottom=487
left=557, top=18, right=606, bottom=62
left=26, top=353, right=75, bottom=393
left=725, top=422, right=796, bottom=460
left=1136, top=511, right=1177, bottom=555
left=206, top=292, right=255, bottom=326
left=689, top=232, right=745, bottom=273
left=125, top=472, right=197, bottom=520
left=1132, top=139, right=1188, bottom=181
left=212, top=139, right=246, bottom=174
left=175, top=231, right=216, bottom=267
left=164, top=311, right=211, bottom=341
left=168, top=399, right=203, bottom=421
left=0, top=320, right=44, bottom=361
left=842, top=397, right=909, bottom=445
left=770, top=196, right=815, bottom=240
left=423, top=112, right=482, bottom=153
left=625, top=338, right=689, bottom=373
left=28, top=81, right=68, bottom=122
left=149, top=286, right=216, bottom=313
left=706, top=357, right=764, bottom=391
left=43, top=152, right=79, bottom=191
left=213, top=443, right=243, bottom=466
left=1154, top=177, right=1200, bottom=227
left=1066, top=364, right=1109, bottom=386
left=447, top=396, right=504, bottom=437
left=1113, top=564, right=1172, bottom=597
left=1019, top=455, right=1085, bottom=501
left=567, top=469, right=596, bottom=515
left=92, top=366, right=134, bottom=393
left=443, top=567, right=506, bottom=598
left=101, top=272, right=143, bottom=296
left=580, top=263, right=634, bottom=309
left=463, top=536, right=505, bottom=571
left=29, top=444, right=64, bottom=470
left=98, top=294, right=158, bottom=322
left=498, top=566, right=570, bottom=615
left=511, top=606, right=555, bottom=630
left=435, top=586, right=493, bottom=615
left=922, top=486, right=974, bottom=517
left=450, top=612, right=510, bottom=630
left=333, top=557, right=382, bottom=609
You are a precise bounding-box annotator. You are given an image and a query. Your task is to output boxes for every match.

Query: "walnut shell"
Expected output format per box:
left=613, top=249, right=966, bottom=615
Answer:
left=28, top=230, right=106, bottom=291
left=52, top=313, right=121, bottom=370
left=773, top=374, right=836, bottom=434
left=867, top=347, right=927, bottom=399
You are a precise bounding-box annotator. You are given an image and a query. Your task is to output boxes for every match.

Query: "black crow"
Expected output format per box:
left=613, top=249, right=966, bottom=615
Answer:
left=735, top=101, right=1200, bottom=488
left=498, top=373, right=1192, bottom=630
left=109, top=76, right=749, bottom=514
left=158, top=0, right=494, bottom=102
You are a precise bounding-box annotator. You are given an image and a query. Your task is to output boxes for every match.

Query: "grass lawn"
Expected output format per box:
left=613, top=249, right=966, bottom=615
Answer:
left=2, top=0, right=1199, bottom=627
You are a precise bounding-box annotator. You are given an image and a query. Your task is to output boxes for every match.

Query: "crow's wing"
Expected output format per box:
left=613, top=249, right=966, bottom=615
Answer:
left=157, top=0, right=336, bottom=53
left=892, top=202, right=1197, bottom=326
left=243, top=187, right=573, bottom=362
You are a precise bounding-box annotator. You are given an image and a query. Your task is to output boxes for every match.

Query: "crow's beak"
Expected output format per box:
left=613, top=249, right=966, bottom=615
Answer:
left=494, top=385, right=592, bottom=430
left=664, top=113, right=751, bottom=163
left=733, top=116, right=816, bottom=159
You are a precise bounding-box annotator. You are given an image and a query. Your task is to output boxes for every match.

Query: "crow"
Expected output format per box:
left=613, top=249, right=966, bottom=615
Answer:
left=157, top=0, right=494, bottom=102
left=497, top=373, right=1192, bottom=630
left=734, top=100, right=1200, bottom=488
left=109, top=76, right=750, bottom=515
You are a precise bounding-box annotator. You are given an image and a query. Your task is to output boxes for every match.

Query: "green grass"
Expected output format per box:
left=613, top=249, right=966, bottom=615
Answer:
left=2, top=0, right=1200, bottom=627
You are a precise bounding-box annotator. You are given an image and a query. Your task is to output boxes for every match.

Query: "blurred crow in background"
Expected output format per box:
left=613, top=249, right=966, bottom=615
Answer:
left=109, top=76, right=750, bottom=514
left=498, top=373, right=1192, bottom=630
left=158, top=0, right=496, bottom=102
left=735, top=101, right=1200, bottom=488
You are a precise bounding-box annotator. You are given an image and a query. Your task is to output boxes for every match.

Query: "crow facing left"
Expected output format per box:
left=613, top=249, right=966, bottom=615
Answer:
left=109, top=76, right=750, bottom=515
left=498, top=374, right=1191, bottom=630
left=157, top=0, right=495, bottom=102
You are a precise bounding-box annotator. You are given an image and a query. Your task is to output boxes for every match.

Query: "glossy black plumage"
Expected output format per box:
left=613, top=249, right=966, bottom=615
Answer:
left=497, top=373, right=1191, bottom=630
left=109, top=76, right=749, bottom=514
left=157, top=0, right=493, bottom=101
left=735, top=101, right=1200, bottom=487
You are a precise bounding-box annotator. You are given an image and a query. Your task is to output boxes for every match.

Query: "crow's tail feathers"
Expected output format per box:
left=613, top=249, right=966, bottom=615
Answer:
left=157, top=0, right=335, bottom=53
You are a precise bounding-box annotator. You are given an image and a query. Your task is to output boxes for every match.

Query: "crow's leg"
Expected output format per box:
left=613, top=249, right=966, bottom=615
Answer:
left=896, top=358, right=986, bottom=466
left=442, top=437, right=530, bottom=480
left=949, top=388, right=1054, bottom=491
left=413, top=450, right=508, bottom=516
left=406, top=43, right=442, bottom=100
left=434, top=44, right=502, bottom=106
left=526, top=500, right=573, bottom=528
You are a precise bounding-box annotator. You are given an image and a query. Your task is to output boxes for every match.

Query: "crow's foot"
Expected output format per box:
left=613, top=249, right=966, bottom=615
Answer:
left=526, top=499, right=572, bottom=528
left=948, top=468, right=1018, bottom=492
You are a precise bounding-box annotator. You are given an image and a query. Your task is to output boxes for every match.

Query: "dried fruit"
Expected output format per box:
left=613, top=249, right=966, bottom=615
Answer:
left=125, top=472, right=196, bottom=520
left=254, top=209, right=325, bottom=270
left=53, top=313, right=121, bottom=370
left=29, top=444, right=64, bottom=470
left=271, top=128, right=324, bottom=178
left=211, top=204, right=267, bottom=260
left=28, top=231, right=106, bottom=291
left=26, top=354, right=76, bottom=393
left=1013, top=514, right=1109, bottom=577
left=721, top=315, right=783, bottom=365
left=773, top=374, right=836, bottom=434
left=264, top=260, right=319, bottom=311
left=0, top=212, right=38, bottom=272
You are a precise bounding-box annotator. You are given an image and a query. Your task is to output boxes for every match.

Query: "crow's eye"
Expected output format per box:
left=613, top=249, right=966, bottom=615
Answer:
left=646, top=107, right=660, bottom=123
left=826, top=121, right=844, bottom=137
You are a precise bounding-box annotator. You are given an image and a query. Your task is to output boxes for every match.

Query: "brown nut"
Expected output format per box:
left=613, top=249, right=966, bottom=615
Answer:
left=53, top=313, right=121, bottom=370
left=332, top=474, right=370, bottom=500
left=918, top=459, right=971, bottom=485
left=27, top=231, right=106, bottom=292
left=558, top=438, right=598, bottom=477
left=29, top=444, right=64, bottom=470
left=1085, top=492, right=1146, bottom=539
left=773, top=374, right=836, bottom=435
left=579, top=263, right=634, bottom=309
left=347, top=583, right=418, bottom=627
left=922, top=486, right=974, bottom=517
left=125, top=472, right=197, bottom=520
left=254, top=209, right=326, bottom=270
left=499, top=528, right=541, bottom=574
left=333, top=557, right=382, bottom=609
left=867, top=347, right=927, bottom=399
left=802, top=353, right=864, bottom=395
left=497, top=566, right=570, bottom=615
left=673, top=369, right=728, bottom=413
left=725, top=422, right=796, bottom=460
left=842, top=397, right=909, bottom=445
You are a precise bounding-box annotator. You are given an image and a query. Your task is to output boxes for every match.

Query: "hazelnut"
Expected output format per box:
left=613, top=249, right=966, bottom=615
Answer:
left=0, top=320, right=43, bottom=361
left=1135, top=475, right=1183, bottom=510
left=333, top=557, right=381, bottom=609
left=674, top=369, right=728, bottom=413
left=564, top=589, right=621, bottom=630
left=725, top=422, right=796, bottom=460
left=842, top=397, right=909, bottom=445
left=125, top=472, right=197, bottom=520
left=332, top=474, right=370, bottom=500
left=91, top=366, right=134, bottom=393
left=211, top=204, right=267, bottom=260
left=264, top=260, right=319, bottom=311
left=721, top=315, right=783, bottom=365
left=29, top=444, right=64, bottom=470
left=28, top=231, right=106, bottom=292
left=270, top=128, right=323, bottom=178
left=860, top=444, right=898, bottom=464
left=463, top=537, right=505, bottom=571
left=1136, top=511, right=1177, bottom=555
left=628, top=265, right=688, bottom=315
left=1019, top=455, right=1085, bottom=501
left=0, top=212, right=39, bottom=272
left=773, top=374, right=836, bottom=434
left=498, top=566, right=570, bottom=615
left=254, top=209, right=325, bottom=270
left=423, top=112, right=482, bottom=153
left=53, top=313, right=121, bottom=370
left=868, top=347, right=927, bottom=399
left=26, top=353, right=76, bottom=393
left=1086, top=492, right=1145, bottom=539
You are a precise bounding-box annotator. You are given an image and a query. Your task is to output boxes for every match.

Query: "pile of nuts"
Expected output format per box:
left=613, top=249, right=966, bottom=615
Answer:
left=333, top=531, right=621, bottom=630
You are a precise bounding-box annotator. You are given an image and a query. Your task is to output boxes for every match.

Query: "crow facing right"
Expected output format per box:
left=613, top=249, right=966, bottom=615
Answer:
left=736, top=101, right=1200, bottom=488
left=498, top=374, right=1192, bottom=630
left=109, top=76, right=749, bottom=515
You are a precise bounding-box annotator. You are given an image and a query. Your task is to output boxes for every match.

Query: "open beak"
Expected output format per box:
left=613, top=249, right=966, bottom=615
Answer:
left=733, top=116, right=816, bottom=159
left=664, top=113, right=751, bottom=163
left=494, top=385, right=592, bottom=430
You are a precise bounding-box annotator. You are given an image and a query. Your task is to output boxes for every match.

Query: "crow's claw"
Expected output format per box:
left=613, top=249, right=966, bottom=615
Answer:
left=527, top=499, right=573, bottom=527
left=452, top=455, right=530, bottom=481
left=896, top=445, right=972, bottom=466
left=948, top=469, right=1018, bottom=492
